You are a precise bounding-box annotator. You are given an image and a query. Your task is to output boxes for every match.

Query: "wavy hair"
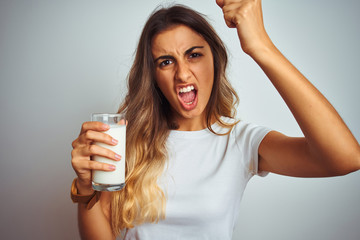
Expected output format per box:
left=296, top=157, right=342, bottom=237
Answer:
left=111, top=5, right=239, bottom=236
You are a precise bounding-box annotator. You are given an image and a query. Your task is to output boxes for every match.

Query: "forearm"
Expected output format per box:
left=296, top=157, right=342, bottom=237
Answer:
left=251, top=44, right=360, bottom=174
left=78, top=202, right=115, bottom=240
left=76, top=180, right=114, bottom=240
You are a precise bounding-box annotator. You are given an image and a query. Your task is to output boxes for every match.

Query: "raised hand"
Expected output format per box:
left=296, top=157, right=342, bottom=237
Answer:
left=216, top=0, right=273, bottom=56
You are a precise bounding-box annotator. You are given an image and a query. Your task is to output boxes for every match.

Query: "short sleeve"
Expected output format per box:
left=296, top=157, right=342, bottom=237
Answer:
left=233, top=121, right=271, bottom=177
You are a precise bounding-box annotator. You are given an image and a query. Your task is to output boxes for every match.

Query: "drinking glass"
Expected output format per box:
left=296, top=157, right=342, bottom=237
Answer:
left=91, top=113, right=126, bottom=191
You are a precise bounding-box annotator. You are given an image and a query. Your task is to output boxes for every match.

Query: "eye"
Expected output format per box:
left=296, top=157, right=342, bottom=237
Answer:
left=189, top=52, right=202, bottom=58
left=159, top=59, right=173, bottom=67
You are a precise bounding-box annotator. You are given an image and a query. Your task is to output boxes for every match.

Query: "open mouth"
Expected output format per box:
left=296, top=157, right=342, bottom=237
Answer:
left=177, top=84, right=198, bottom=109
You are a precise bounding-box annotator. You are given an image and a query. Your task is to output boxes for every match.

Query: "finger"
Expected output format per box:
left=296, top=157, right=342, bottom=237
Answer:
left=72, top=156, right=116, bottom=173
left=221, top=2, right=242, bottom=28
left=216, top=0, right=224, bottom=8
left=72, top=138, right=79, bottom=149
left=225, top=18, right=237, bottom=28
left=88, top=160, right=116, bottom=171
left=80, top=121, right=110, bottom=135
left=77, top=130, right=118, bottom=147
left=78, top=144, right=122, bottom=162
left=118, top=119, right=127, bottom=126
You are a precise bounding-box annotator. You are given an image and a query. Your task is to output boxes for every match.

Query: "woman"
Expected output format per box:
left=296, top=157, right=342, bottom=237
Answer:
left=70, top=0, right=360, bottom=239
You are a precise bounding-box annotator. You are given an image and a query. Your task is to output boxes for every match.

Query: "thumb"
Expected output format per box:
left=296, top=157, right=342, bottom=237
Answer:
left=216, top=0, right=224, bottom=8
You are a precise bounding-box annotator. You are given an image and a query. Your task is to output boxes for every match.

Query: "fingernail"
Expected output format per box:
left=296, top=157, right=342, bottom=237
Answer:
left=102, top=124, right=110, bottom=130
left=109, top=165, right=116, bottom=170
left=115, top=154, right=121, bottom=160
left=112, top=138, right=118, bottom=145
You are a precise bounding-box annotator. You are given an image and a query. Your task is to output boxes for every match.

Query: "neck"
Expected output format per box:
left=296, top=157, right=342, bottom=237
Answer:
left=176, top=118, right=206, bottom=131
left=174, top=114, right=217, bottom=131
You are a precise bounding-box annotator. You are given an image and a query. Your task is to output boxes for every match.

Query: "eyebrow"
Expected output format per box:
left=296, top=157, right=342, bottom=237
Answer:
left=153, top=46, right=204, bottom=63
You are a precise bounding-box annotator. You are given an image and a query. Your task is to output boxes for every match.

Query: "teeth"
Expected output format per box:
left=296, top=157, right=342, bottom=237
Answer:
left=179, top=85, right=195, bottom=93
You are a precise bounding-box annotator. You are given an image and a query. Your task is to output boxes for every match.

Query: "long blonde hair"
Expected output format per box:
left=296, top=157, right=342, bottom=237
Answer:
left=111, top=5, right=239, bottom=236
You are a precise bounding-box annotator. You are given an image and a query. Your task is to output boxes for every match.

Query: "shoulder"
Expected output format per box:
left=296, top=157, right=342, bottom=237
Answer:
left=219, top=117, right=271, bottom=139
left=226, top=118, right=272, bottom=153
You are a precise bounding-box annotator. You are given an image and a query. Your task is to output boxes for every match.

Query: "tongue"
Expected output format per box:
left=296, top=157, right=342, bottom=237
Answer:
left=179, top=90, right=196, bottom=103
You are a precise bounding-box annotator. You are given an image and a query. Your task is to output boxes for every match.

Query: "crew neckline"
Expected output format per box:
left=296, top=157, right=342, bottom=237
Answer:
left=168, top=117, right=235, bottom=139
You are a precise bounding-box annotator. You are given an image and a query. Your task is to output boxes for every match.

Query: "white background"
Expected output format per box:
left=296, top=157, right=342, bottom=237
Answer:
left=0, top=0, right=359, bottom=239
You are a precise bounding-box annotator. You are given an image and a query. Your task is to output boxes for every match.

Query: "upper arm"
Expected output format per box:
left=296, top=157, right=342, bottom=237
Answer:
left=258, top=131, right=336, bottom=177
left=77, top=191, right=115, bottom=240
left=99, top=192, right=112, bottom=222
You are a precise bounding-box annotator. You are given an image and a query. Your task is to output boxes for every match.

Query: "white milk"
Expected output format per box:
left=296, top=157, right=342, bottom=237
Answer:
left=92, top=125, right=126, bottom=185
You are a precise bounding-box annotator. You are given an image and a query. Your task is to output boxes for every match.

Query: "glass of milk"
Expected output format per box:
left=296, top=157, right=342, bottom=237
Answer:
left=91, top=113, right=126, bottom=191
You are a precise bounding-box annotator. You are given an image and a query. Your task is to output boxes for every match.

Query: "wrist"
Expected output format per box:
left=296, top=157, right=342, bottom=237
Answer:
left=71, top=178, right=101, bottom=210
left=76, top=178, right=94, bottom=195
left=248, top=41, right=281, bottom=66
left=246, top=40, right=277, bottom=60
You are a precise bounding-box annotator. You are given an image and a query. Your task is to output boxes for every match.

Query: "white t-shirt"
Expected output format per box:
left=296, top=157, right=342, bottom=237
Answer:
left=124, top=118, right=271, bottom=240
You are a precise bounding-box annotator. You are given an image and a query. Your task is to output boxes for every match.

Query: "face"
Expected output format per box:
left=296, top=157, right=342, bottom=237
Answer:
left=151, top=25, right=214, bottom=130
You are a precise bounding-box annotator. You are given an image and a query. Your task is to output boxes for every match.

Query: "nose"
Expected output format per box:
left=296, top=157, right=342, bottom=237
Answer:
left=174, top=60, right=191, bottom=82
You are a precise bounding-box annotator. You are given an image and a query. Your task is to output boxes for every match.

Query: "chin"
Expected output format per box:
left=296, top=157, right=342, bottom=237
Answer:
left=179, top=109, right=205, bottom=120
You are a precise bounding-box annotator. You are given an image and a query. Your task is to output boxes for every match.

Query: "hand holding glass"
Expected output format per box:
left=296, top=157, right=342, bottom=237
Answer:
left=91, top=113, right=126, bottom=191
